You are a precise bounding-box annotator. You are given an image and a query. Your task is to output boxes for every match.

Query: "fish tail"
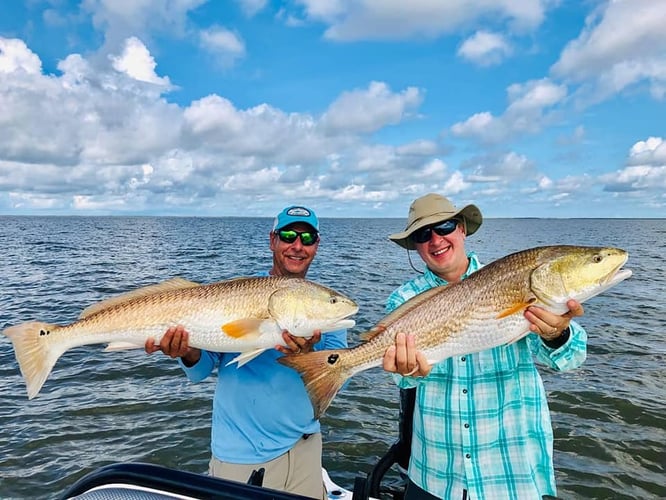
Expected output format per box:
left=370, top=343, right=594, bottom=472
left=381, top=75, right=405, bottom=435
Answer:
left=279, top=349, right=351, bottom=419
left=3, top=321, right=63, bottom=399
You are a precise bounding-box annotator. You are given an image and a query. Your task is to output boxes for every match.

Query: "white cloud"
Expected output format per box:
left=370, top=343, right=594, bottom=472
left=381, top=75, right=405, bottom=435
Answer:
left=506, top=79, right=566, bottom=113
left=396, top=140, right=439, bottom=156
left=199, top=26, right=246, bottom=66
left=628, top=136, right=666, bottom=165
left=600, top=136, right=666, bottom=193
left=110, top=37, right=171, bottom=85
left=331, top=184, right=395, bottom=202
left=321, top=81, right=424, bottom=134
left=601, top=165, right=666, bottom=192
left=236, top=0, right=268, bottom=17
left=82, top=0, right=206, bottom=49
left=442, top=171, right=468, bottom=194
left=0, top=38, right=42, bottom=74
left=451, top=79, right=567, bottom=143
left=468, top=151, right=534, bottom=181
left=291, top=0, right=547, bottom=41
left=458, top=31, right=512, bottom=67
left=551, top=0, right=666, bottom=103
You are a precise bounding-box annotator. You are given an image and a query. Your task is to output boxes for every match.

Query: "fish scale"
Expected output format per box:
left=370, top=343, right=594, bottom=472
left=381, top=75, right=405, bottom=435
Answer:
left=279, top=245, right=632, bottom=419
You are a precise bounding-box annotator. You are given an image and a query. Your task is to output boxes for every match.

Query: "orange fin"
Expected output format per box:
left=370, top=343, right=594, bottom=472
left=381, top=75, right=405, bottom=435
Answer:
left=278, top=350, right=351, bottom=419
left=497, top=298, right=535, bottom=319
left=221, top=319, right=265, bottom=339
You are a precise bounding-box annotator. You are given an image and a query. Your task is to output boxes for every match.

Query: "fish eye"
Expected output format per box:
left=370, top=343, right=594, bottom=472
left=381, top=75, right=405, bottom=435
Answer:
left=329, top=296, right=338, bottom=304
left=593, top=254, right=603, bottom=263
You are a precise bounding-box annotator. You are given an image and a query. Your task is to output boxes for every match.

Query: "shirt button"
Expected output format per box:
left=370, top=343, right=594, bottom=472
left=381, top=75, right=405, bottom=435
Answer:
left=462, top=388, right=468, bottom=394
left=461, top=356, right=466, bottom=361
left=464, top=423, right=470, bottom=428
left=466, top=453, right=471, bottom=459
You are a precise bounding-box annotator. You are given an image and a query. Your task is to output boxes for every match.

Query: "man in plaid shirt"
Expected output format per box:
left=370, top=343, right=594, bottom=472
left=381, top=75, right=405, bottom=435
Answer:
left=383, top=193, right=587, bottom=500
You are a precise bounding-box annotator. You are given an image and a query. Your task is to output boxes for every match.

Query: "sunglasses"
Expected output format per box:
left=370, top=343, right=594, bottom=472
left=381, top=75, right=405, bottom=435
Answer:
left=410, top=219, right=459, bottom=244
left=276, top=229, right=319, bottom=246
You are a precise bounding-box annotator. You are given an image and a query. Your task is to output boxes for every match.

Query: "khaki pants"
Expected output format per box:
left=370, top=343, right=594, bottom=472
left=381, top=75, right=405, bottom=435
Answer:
left=209, top=432, right=326, bottom=500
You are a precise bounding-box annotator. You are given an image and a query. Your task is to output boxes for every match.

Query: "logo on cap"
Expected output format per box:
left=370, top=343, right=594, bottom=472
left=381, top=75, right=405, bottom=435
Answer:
left=286, top=207, right=311, bottom=217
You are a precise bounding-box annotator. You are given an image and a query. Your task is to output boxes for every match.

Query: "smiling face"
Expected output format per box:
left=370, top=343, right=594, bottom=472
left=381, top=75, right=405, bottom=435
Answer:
left=414, top=220, right=470, bottom=283
left=269, top=222, right=319, bottom=278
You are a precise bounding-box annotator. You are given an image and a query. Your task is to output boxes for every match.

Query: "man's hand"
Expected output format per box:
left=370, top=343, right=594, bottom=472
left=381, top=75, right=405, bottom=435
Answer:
left=276, top=330, right=322, bottom=354
left=145, top=325, right=201, bottom=366
left=383, top=332, right=431, bottom=377
left=525, top=299, right=584, bottom=341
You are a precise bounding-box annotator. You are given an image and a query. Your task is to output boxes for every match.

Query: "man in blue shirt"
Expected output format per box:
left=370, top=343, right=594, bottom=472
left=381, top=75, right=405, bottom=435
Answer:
left=145, top=206, right=347, bottom=499
left=382, top=193, right=587, bottom=500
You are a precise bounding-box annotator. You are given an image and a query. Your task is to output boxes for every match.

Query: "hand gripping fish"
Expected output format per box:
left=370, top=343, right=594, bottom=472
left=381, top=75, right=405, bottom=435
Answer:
left=279, top=245, right=632, bottom=419
left=3, top=276, right=358, bottom=399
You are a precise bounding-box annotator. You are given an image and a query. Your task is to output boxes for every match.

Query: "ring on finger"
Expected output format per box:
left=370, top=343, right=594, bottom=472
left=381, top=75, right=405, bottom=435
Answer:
left=404, top=366, right=419, bottom=376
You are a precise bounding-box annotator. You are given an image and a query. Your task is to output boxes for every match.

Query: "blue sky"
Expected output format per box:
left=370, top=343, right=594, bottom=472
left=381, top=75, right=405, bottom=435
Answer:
left=0, top=0, right=664, bottom=218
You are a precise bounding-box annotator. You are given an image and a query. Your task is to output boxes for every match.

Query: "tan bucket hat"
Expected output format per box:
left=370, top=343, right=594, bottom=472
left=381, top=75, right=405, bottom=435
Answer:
left=389, top=193, right=483, bottom=249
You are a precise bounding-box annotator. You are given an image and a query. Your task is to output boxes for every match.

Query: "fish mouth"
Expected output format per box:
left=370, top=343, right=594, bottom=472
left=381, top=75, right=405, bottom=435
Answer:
left=603, top=267, right=632, bottom=287
left=331, top=319, right=356, bottom=329
left=321, top=304, right=359, bottom=332
left=600, top=253, right=632, bottom=287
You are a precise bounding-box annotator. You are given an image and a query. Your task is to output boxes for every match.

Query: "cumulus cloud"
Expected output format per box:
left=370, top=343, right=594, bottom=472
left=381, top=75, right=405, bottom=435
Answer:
left=465, top=152, right=535, bottom=182
left=290, top=0, right=547, bottom=41
left=451, top=78, right=567, bottom=143
left=0, top=38, right=42, bottom=74
left=0, top=35, right=441, bottom=214
left=110, top=37, right=171, bottom=85
left=458, top=31, right=512, bottom=66
left=551, top=0, right=666, bottom=103
left=601, top=136, right=666, bottom=193
left=321, top=81, right=424, bottom=134
left=82, top=0, right=206, bottom=50
left=199, top=26, right=246, bottom=66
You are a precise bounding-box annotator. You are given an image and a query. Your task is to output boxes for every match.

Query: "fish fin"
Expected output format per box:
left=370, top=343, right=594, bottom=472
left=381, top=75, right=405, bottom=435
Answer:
left=278, top=349, right=351, bottom=419
left=226, top=348, right=267, bottom=367
left=360, top=324, right=387, bottom=342
left=104, top=341, right=144, bottom=352
left=360, top=287, right=447, bottom=342
left=3, top=321, right=64, bottom=399
left=497, top=298, right=536, bottom=319
left=79, top=278, right=200, bottom=319
left=221, top=319, right=268, bottom=339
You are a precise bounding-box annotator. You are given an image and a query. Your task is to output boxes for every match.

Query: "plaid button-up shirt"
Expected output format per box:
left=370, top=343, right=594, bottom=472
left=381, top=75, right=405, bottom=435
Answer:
left=386, top=252, right=587, bottom=499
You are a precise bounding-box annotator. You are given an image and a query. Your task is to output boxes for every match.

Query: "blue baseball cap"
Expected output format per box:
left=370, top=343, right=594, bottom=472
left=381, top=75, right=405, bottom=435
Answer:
left=273, top=205, right=319, bottom=232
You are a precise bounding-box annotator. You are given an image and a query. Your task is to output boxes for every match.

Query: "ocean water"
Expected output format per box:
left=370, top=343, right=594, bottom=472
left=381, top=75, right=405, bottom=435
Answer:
left=0, top=216, right=664, bottom=499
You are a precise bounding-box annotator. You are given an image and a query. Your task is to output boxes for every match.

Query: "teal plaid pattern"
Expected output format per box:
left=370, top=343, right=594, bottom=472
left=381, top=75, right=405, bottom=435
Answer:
left=387, top=252, right=587, bottom=499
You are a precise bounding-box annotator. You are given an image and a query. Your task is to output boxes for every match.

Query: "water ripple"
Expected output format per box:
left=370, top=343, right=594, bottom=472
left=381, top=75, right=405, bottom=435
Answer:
left=1, top=216, right=664, bottom=499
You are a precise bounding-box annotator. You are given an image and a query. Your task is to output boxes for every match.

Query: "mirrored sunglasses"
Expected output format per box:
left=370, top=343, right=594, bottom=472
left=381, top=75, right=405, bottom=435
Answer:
left=410, top=219, right=459, bottom=244
left=276, top=229, right=319, bottom=246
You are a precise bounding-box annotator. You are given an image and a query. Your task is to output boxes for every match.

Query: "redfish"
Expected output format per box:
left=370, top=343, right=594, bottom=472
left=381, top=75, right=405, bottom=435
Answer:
left=4, top=276, right=358, bottom=399
left=279, top=245, right=631, bottom=418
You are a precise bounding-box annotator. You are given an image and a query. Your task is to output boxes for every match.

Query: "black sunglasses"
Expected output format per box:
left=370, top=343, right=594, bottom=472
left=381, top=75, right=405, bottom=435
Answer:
left=276, top=229, right=319, bottom=246
left=410, top=219, right=459, bottom=244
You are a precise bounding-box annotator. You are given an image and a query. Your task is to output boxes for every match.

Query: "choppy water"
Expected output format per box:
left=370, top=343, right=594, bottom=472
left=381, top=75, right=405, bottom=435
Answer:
left=0, top=216, right=664, bottom=499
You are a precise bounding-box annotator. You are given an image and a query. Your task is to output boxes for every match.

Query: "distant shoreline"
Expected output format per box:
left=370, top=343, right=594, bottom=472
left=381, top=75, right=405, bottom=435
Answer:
left=0, top=214, right=663, bottom=220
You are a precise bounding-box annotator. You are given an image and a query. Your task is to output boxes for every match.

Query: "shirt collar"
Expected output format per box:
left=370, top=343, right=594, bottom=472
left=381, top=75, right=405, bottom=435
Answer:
left=423, top=251, right=480, bottom=286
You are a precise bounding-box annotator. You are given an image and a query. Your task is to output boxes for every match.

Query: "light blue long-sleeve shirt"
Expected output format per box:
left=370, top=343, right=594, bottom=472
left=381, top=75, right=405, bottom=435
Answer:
left=386, top=252, right=587, bottom=499
left=179, top=272, right=347, bottom=464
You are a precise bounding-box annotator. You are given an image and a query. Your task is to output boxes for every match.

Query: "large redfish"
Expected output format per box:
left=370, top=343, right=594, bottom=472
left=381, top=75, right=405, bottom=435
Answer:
left=279, top=245, right=631, bottom=418
left=4, top=276, right=358, bottom=399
